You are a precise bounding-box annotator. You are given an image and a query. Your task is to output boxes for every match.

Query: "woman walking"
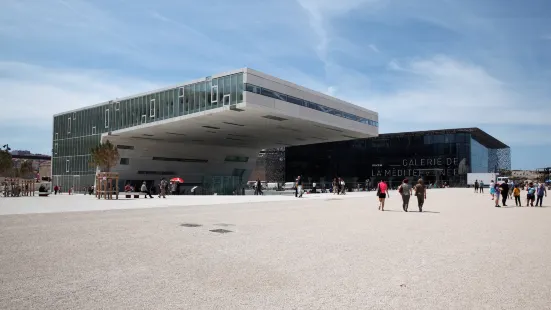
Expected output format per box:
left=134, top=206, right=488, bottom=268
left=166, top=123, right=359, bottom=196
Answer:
left=489, top=180, right=496, bottom=200
left=526, top=182, right=536, bottom=207
left=414, top=179, right=427, bottom=212
left=493, top=182, right=501, bottom=207
left=399, top=179, right=412, bottom=212
left=377, top=180, right=389, bottom=211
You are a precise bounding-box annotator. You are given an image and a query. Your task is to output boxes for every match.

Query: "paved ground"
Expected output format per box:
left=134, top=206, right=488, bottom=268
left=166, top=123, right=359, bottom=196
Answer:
left=1, top=189, right=550, bottom=309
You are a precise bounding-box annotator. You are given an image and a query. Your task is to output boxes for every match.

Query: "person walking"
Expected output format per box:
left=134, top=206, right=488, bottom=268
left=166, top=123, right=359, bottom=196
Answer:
left=377, top=180, right=389, bottom=211
left=53, top=185, right=59, bottom=195
left=140, top=181, right=153, bottom=198
left=256, top=179, right=263, bottom=196
left=479, top=180, right=484, bottom=193
left=513, top=184, right=522, bottom=206
left=158, top=178, right=168, bottom=198
left=536, top=183, right=547, bottom=207
left=526, top=182, right=536, bottom=207
left=340, top=178, right=346, bottom=195
left=296, top=175, right=303, bottom=198
left=500, top=181, right=509, bottom=207
left=474, top=180, right=479, bottom=193
left=494, top=182, right=502, bottom=207
left=489, top=180, right=496, bottom=200
left=414, top=179, right=427, bottom=212
left=399, top=179, right=412, bottom=212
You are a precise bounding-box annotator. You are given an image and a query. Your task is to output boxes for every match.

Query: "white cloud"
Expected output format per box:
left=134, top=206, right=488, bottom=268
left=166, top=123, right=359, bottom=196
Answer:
left=348, top=56, right=549, bottom=128
left=296, top=0, right=384, bottom=64
left=0, top=62, right=160, bottom=125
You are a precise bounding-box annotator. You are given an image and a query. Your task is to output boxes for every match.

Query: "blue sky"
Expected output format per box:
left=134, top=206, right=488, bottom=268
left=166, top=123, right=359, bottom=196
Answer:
left=0, top=0, right=549, bottom=169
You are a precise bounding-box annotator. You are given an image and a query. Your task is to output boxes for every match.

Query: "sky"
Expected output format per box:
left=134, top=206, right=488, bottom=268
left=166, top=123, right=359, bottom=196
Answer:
left=0, top=0, right=549, bottom=169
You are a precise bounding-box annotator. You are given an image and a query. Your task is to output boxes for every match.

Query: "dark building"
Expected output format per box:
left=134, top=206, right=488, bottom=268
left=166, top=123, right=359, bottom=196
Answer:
left=284, top=128, right=510, bottom=188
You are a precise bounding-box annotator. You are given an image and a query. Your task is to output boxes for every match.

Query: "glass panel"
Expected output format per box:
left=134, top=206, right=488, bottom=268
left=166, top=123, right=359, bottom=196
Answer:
left=200, top=82, right=206, bottom=111
left=206, top=80, right=212, bottom=110
left=150, top=99, right=155, bottom=118
left=237, top=73, right=243, bottom=103
left=223, top=76, right=230, bottom=99
left=105, top=109, right=109, bottom=128
left=190, top=84, right=196, bottom=113
left=231, top=74, right=237, bottom=105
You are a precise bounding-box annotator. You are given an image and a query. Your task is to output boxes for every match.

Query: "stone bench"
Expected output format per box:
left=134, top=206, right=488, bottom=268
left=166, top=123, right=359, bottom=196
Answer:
left=38, top=192, right=50, bottom=197
left=121, top=192, right=145, bottom=199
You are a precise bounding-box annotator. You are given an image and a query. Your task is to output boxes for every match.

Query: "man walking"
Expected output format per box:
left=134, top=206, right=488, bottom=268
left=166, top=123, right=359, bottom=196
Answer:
left=296, top=175, right=303, bottom=198
left=500, top=181, right=510, bottom=206
left=141, top=181, right=153, bottom=198
left=536, top=183, right=547, bottom=207
left=399, top=179, right=412, bottom=212
left=414, top=179, right=427, bottom=212
left=474, top=180, right=479, bottom=193
left=479, top=181, right=484, bottom=193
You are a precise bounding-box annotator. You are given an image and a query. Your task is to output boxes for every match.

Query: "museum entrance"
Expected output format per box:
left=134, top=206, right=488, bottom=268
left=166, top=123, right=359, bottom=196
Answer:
left=416, top=168, right=449, bottom=187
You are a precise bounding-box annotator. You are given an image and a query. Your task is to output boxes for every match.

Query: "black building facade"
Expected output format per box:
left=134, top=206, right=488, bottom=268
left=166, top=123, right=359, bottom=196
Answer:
left=284, top=128, right=510, bottom=187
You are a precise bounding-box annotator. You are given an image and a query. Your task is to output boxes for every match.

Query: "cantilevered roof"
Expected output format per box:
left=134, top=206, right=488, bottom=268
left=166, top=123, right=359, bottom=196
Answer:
left=378, top=127, right=509, bottom=149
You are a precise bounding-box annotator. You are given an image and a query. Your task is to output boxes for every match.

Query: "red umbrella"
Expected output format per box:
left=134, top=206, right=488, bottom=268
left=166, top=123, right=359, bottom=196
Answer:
left=170, top=177, right=184, bottom=183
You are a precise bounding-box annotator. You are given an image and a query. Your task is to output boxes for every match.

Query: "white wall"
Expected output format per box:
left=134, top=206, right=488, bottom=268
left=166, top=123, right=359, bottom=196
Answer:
left=104, top=136, right=259, bottom=184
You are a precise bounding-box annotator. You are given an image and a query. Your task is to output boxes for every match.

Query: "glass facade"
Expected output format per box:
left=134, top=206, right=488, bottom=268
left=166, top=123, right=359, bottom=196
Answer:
left=244, top=83, right=378, bottom=127
left=52, top=73, right=244, bottom=191
left=470, top=137, right=489, bottom=173
left=284, top=130, right=511, bottom=188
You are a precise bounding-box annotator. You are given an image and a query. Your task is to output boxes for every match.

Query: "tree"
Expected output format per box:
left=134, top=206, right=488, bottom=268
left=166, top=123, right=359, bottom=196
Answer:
left=90, top=140, right=120, bottom=172
left=0, top=149, right=13, bottom=176
left=19, top=160, right=34, bottom=179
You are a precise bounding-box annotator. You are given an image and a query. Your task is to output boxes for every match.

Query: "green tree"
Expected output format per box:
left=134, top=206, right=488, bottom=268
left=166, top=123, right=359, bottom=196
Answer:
left=0, top=149, right=13, bottom=176
left=90, top=140, right=120, bottom=172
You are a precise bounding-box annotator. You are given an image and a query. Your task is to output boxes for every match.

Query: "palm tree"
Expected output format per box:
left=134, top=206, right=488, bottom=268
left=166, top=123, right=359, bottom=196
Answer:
left=90, top=140, right=120, bottom=172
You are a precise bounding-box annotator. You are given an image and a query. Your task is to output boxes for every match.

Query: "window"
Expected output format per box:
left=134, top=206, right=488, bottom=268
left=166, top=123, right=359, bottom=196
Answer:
left=223, top=94, right=230, bottom=106
left=141, top=115, right=146, bottom=124
left=150, top=99, right=155, bottom=117
left=67, top=117, right=71, bottom=134
left=120, top=158, right=130, bottom=165
left=224, top=155, right=249, bottom=162
left=115, top=101, right=120, bottom=111
left=211, top=85, right=218, bottom=103
left=72, top=112, right=76, bottom=120
left=105, top=109, right=109, bottom=128
left=54, top=143, right=58, bottom=155
left=92, top=126, right=96, bottom=135
left=152, top=156, right=208, bottom=163
left=117, top=145, right=134, bottom=150
left=66, top=159, right=70, bottom=173
left=55, top=132, right=58, bottom=140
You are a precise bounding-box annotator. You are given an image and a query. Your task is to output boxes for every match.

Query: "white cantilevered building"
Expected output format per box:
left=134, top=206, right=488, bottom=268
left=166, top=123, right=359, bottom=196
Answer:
left=52, top=68, right=378, bottom=193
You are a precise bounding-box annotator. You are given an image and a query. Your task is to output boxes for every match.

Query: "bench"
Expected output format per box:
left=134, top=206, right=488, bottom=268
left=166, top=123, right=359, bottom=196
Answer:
left=38, top=192, right=50, bottom=197
left=121, top=192, right=145, bottom=198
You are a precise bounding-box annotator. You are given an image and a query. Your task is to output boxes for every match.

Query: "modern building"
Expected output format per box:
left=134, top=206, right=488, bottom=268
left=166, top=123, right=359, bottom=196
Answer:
left=284, top=128, right=511, bottom=187
left=52, top=68, right=379, bottom=193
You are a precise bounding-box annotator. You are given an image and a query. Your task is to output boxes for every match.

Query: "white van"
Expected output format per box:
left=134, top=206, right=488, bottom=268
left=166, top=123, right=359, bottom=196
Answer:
left=283, top=182, right=295, bottom=190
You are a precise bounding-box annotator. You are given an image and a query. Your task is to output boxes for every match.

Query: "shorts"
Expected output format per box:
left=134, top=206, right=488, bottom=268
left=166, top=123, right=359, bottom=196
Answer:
left=378, top=193, right=387, bottom=199
left=527, top=194, right=535, bottom=200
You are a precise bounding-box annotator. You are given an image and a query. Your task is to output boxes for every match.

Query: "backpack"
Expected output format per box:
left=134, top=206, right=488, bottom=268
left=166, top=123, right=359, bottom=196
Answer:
left=398, top=185, right=403, bottom=194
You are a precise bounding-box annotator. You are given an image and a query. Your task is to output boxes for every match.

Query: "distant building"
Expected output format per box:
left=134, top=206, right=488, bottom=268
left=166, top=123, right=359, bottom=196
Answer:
left=283, top=127, right=510, bottom=188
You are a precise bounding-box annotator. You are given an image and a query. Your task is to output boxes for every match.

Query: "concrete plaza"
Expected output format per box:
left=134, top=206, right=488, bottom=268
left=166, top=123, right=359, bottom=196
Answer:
left=1, top=189, right=550, bottom=309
